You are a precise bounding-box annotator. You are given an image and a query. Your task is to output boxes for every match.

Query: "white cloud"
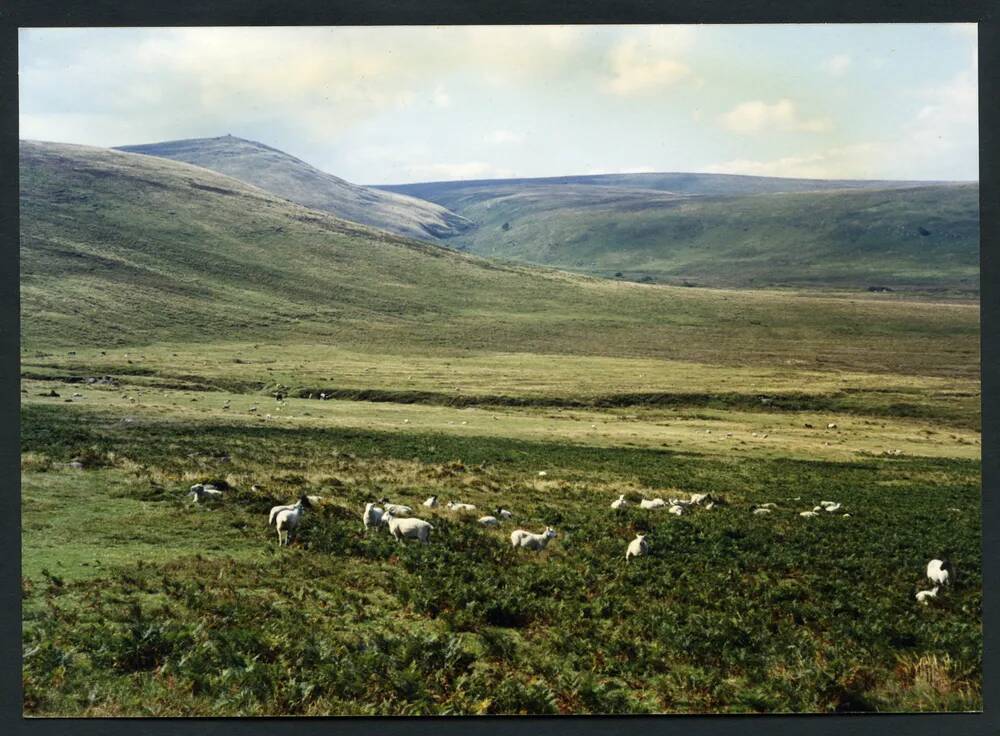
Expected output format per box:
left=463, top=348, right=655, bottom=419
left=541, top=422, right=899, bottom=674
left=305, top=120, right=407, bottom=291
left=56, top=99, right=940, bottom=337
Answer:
left=403, top=161, right=516, bottom=181
left=823, top=54, right=852, bottom=76
left=892, top=68, right=977, bottom=177
left=703, top=143, right=882, bottom=179
left=431, top=85, right=451, bottom=108
left=602, top=26, right=696, bottom=95
left=484, top=129, right=523, bottom=144
left=719, top=98, right=833, bottom=135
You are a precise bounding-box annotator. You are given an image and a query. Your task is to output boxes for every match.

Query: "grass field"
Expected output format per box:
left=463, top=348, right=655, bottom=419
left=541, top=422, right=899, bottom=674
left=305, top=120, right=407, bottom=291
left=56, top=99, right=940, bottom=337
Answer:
left=20, top=139, right=982, bottom=715
left=21, top=342, right=982, bottom=715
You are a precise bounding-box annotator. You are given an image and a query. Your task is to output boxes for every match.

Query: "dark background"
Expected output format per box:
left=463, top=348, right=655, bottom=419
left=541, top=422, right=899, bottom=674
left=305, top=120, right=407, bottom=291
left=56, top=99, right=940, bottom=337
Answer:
left=0, top=1, right=996, bottom=734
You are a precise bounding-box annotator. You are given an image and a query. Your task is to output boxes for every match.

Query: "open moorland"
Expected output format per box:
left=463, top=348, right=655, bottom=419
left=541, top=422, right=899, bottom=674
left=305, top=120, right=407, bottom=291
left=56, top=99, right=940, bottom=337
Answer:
left=20, top=140, right=981, bottom=715
left=381, top=173, right=979, bottom=293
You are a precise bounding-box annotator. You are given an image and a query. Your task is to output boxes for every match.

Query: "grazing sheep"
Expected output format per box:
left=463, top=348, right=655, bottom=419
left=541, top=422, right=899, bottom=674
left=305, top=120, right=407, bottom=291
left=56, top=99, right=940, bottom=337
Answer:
left=479, top=515, right=500, bottom=527
left=611, top=494, right=628, bottom=509
left=510, top=527, right=557, bottom=551
left=625, top=533, right=649, bottom=563
left=423, top=495, right=439, bottom=508
left=690, top=493, right=711, bottom=506
left=446, top=501, right=477, bottom=512
left=382, top=511, right=434, bottom=544
left=667, top=504, right=686, bottom=516
left=752, top=507, right=772, bottom=515
left=496, top=507, right=513, bottom=519
left=799, top=511, right=819, bottom=518
left=189, top=483, right=223, bottom=503
left=363, top=502, right=385, bottom=533
left=378, top=497, right=412, bottom=516
left=760, top=502, right=778, bottom=509
left=640, top=498, right=666, bottom=509
left=915, top=586, right=940, bottom=605
left=537, top=471, right=548, bottom=478
left=823, top=503, right=843, bottom=512
left=927, top=559, right=955, bottom=586
left=269, top=496, right=312, bottom=546
left=820, top=501, right=836, bottom=507
left=827, top=423, right=838, bottom=429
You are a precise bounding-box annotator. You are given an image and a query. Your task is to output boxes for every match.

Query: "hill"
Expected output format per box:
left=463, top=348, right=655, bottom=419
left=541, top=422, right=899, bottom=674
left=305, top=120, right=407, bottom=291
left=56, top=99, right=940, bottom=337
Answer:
left=116, top=135, right=472, bottom=241
left=377, top=177, right=979, bottom=293
left=378, top=171, right=955, bottom=206
left=19, top=140, right=979, bottom=377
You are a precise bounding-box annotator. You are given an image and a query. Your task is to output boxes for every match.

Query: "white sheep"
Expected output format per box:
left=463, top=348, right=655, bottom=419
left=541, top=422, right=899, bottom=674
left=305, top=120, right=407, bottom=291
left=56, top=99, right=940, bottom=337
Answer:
left=625, top=533, right=649, bottom=563
left=611, top=494, right=628, bottom=510
left=915, top=586, right=940, bottom=605
left=363, top=502, right=384, bottom=533
left=382, top=511, right=434, bottom=544
left=479, top=515, right=500, bottom=527
left=668, top=505, right=686, bottom=516
left=378, top=497, right=412, bottom=516
left=799, top=511, right=819, bottom=518
left=823, top=503, right=843, bottom=512
left=537, top=471, right=548, bottom=477
left=760, top=502, right=778, bottom=509
left=927, top=559, right=955, bottom=586
left=268, top=495, right=312, bottom=546
left=640, top=498, right=666, bottom=509
left=496, top=507, right=513, bottom=519
left=189, top=483, right=224, bottom=503
left=752, top=507, right=772, bottom=515
left=690, top=493, right=711, bottom=505
left=510, top=527, right=557, bottom=551
left=423, top=495, right=439, bottom=508
left=446, top=501, right=477, bottom=512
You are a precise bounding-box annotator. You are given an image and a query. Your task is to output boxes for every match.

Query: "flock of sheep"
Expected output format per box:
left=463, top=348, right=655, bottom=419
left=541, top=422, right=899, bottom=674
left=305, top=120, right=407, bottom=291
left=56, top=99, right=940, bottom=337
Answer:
left=189, top=482, right=957, bottom=606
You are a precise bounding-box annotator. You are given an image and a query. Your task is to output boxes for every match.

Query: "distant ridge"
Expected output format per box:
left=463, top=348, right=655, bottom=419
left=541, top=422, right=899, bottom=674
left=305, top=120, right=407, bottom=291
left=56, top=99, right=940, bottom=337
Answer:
left=116, top=135, right=473, bottom=241
left=374, top=173, right=979, bottom=293
left=376, top=171, right=964, bottom=204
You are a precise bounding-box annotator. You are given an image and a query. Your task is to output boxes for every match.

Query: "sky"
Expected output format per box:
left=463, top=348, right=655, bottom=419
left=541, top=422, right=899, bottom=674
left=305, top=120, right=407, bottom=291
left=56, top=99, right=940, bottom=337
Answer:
left=19, top=24, right=978, bottom=184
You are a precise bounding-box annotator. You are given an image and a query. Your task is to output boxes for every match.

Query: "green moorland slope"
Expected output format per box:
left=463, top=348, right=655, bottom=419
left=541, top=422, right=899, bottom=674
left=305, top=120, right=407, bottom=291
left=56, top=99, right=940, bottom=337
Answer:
left=379, top=178, right=979, bottom=292
left=20, top=140, right=982, bottom=715
left=379, top=171, right=954, bottom=202
left=116, top=135, right=472, bottom=241
left=20, top=141, right=979, bottom=377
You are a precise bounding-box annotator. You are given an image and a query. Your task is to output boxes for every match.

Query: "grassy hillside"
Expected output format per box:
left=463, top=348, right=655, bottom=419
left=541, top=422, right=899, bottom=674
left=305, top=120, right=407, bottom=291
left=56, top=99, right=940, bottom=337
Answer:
left=116, top=136, right=472, bottom=241
left=20, top=141, right=980, bottom=378
left=20, top=141, right=981, bottom=716
left=378, top=179, right=979, bottom=293
left=379, top=171, right=955, bottom=204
